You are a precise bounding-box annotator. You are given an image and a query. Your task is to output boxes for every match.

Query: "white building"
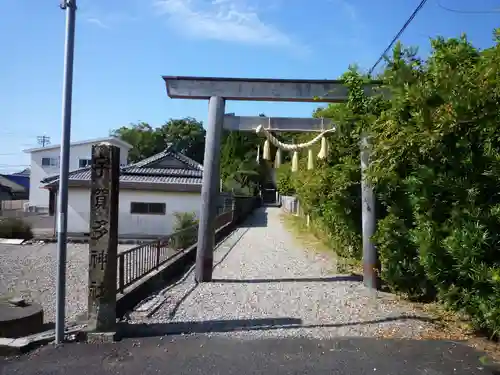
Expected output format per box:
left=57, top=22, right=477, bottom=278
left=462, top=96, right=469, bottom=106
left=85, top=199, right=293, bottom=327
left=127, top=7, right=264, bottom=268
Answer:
left=40, top=145, right=205, bottom=238
left=24, top=137, right=132, bottom=213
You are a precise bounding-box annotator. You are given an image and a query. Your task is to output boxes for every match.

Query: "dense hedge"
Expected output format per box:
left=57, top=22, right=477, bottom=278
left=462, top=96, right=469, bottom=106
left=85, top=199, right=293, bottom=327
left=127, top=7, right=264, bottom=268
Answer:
left=0, top=218, right=33, bottom=240
left=277, top=32, right=500, bottom=337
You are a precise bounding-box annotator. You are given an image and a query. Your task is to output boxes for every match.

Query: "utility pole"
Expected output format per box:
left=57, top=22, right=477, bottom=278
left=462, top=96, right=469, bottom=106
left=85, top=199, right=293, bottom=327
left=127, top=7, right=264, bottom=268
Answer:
left=37, top=135, right=51, bottom=147
left=55, top=0, right=77, bottom=345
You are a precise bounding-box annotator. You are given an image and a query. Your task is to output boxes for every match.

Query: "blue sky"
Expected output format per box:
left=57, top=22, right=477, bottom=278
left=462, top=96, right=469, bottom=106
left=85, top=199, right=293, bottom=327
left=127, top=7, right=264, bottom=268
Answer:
left=1, top=0, right=499, bottom=172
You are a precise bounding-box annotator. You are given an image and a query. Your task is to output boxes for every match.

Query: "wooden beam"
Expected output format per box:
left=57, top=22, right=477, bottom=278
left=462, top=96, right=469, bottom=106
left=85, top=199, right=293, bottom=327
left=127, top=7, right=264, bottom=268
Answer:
left=223, top=116, right=334, bottom=132
left=163, top=76, right=385, bottom=103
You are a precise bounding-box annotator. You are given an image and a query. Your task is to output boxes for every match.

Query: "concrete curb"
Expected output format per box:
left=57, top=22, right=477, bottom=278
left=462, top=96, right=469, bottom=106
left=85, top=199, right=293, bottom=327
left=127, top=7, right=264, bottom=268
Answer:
left=0, top=324, right=87, bottom=356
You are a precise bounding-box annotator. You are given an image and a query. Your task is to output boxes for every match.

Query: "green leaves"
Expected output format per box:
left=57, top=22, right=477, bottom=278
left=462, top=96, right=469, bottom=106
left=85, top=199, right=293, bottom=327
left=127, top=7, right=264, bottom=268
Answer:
left=110, top=118, right=205, bottom=164
left=289, top=29, right=500, bottom=337
left=372, top=30, right=500, bottom=336
left=159, top=118, right=206, bottom=163
left=110, top=122, right=164, bottom=163
left=276, top=164, right=295, bottom=196
left=173, top=211, right=198, bottom=232
left=220, top=130, right=265, bottom=195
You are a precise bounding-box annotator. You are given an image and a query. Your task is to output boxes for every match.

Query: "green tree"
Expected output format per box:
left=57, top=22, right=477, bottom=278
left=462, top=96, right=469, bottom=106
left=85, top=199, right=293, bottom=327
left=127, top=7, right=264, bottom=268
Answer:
left=158, top=117, right=206, bottom=163
left=220, top=131, right=266, bottom=194
left=111, top=118, right=206, bottom=164
left=110, top=122, right=163, bottom=163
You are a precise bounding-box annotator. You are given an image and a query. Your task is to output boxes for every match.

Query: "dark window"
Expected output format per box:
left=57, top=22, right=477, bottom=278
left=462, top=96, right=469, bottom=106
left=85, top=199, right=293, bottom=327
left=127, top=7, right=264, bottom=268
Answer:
left=130, top=202, right=166, bottom=215
left=41, top=157, right=58, bottom=167
left=79, top=158, right=92, bottom=168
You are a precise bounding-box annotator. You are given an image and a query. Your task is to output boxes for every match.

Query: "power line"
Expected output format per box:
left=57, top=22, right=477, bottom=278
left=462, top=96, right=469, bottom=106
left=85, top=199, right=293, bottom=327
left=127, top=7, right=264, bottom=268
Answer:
left=368, top=0, right=430, bottom=76
left=437, top=0, right=500, bottom=14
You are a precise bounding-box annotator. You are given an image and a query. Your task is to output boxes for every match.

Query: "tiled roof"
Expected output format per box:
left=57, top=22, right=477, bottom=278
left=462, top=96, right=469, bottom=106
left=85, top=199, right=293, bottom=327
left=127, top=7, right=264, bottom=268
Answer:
left=13, top=168, right=30, bottom=177
left=41, top=146, right=203, bottom=187
left=124, top=167, right=202, bottom=177
left=127, top=146, right=203, bottom=171
left=2, top=173, right=30, bottom=190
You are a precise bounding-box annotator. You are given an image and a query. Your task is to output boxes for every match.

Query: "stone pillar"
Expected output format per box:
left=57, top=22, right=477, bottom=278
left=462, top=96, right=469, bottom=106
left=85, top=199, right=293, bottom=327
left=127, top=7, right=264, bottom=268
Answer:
left=195, top=96, right=225, bottom=282
left=87, top=143, right=120, bottom=337
left=360, top=133, right=379, bottom=290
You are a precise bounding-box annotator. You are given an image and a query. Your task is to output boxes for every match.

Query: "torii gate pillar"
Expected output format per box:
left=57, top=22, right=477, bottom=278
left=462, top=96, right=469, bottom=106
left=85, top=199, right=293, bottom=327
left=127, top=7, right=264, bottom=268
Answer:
left=162, top=76, right=384, bottom=288
left=195, top=96, right=225, bottom=282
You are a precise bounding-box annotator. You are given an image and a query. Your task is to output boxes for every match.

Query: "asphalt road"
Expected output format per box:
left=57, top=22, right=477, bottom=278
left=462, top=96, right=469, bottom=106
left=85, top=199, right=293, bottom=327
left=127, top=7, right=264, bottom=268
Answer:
left=1, top=335, right=497, bottom=375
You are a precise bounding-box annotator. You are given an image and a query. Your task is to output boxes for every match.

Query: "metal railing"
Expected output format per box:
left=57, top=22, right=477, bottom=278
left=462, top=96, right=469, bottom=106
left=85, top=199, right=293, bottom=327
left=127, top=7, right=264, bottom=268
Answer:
left=280, top=195, right=299, bottom=215
left=117, top=209, right=234, bottom=293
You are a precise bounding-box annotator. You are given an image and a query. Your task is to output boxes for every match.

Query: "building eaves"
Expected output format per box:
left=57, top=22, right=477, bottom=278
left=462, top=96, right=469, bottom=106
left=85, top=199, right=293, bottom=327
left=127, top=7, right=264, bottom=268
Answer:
left=41, top=169, right=202, bottom=188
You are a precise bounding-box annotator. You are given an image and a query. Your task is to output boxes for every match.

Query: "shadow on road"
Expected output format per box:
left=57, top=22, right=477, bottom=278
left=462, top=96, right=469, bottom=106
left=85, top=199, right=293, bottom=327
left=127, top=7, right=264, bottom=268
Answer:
left=238, top=208, right=268, bottom=228
left=211, top=275, right=363, bottom=283
left=118, top=315, right=436, bottom=339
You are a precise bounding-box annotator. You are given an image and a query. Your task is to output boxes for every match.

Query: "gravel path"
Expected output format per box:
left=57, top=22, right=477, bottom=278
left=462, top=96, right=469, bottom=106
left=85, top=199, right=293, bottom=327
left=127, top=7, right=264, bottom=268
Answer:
left=0, top=243, right=136, bottom=324
left=130, top=207, right=436, bottom=339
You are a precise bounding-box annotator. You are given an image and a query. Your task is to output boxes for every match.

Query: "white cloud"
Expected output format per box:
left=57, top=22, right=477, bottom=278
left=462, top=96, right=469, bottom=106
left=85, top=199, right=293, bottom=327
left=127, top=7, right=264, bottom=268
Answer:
left=79, top=0, right=140, bottom=30
left=153, top=0, right=299, bottom=48
left=329, top=0, right=358, bottom=21
left=86, top=17, right=109, bottom=29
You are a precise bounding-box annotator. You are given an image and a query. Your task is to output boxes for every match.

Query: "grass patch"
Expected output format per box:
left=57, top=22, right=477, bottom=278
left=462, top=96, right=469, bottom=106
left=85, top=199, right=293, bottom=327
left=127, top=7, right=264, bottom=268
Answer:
left=280, top=212, right=362, bottom=275
left=375, top=296, right=500, bottom=364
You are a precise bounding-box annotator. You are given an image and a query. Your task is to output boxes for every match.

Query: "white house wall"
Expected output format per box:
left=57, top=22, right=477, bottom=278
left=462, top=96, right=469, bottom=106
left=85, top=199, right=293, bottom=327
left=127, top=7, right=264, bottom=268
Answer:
left=29, top=147, right=60, bottom=211
left=62, top=188, right=202, bottom=237
left=28, top=141, right=130, bottom=210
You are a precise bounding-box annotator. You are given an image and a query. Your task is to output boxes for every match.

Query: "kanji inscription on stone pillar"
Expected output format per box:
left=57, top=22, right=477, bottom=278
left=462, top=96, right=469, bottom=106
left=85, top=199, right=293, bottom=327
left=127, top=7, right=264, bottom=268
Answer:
left=87, top=143, right=120, bottom=332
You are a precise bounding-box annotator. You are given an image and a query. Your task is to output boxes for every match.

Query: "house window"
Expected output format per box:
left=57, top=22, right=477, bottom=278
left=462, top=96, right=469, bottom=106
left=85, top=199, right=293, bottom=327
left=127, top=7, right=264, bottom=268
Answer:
left=130, top=202, right=166, bottom=215
left=78, top=158, right=92, bottom=168
left=41, top=157, right=58, bottom=167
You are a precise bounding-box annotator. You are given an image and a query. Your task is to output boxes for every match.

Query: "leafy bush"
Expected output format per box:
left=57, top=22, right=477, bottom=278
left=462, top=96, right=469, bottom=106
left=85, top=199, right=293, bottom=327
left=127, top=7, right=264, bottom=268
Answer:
left=373, top=213, right=435, bottom=300
left=280, top=67, right=383, bottom=260
left=171, top=212, right=198, bottom=250
left=370, top=35, right=500, bottom=336
left=0, top=218, right=33, bottom=240
left=283, top=31, right=500, bottom=337
left=275, top=164, right=295, bottom=196
left=223, top=178, right=255, bottom=196
left=292, top=152, right=363, bottom=259
left=173, top=211, right=198, bottom=232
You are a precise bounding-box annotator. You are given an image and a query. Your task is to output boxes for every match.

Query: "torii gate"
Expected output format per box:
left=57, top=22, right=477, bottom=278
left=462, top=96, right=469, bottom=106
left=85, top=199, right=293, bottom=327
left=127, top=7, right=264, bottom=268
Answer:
left=162, top=76, right=383, bottom=289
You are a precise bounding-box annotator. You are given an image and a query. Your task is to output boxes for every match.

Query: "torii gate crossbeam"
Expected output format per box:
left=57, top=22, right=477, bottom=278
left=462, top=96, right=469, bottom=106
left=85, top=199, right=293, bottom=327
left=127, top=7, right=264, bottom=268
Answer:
left=223, top=115, right=334, bottom=132
left=162, top=76, right=382, bottom=290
